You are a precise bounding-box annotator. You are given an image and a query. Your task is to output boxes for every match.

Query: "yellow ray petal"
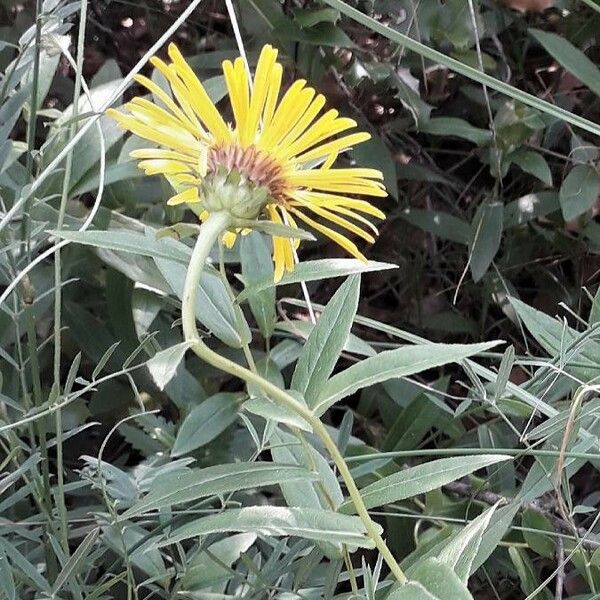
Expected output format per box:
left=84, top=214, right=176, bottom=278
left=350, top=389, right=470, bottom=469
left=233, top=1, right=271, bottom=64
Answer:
left=242, top=45, right=278, bottom=147
left=167, top=186, right=200, bottom=205
left=290, top=207, right=367, bottom=262
left=171, top=173, right=202, bottom=185
left=272, top=237, right=286, bottom=282
left=262, top=62, right=282, bottom=130
left=274, top=93, right=326, bottom=153
left=133, top=74, right=199, bottom=133
left=259, top=79, right=308, bottom=148
left=289, top=167, right=384, bottom=181
left=127, top=98, right=199, bottom=137
left=266, top=87, right=316, bottom=148
left=130, top=148, right=200, bottom=163
left=294, top=132, right=371, bottom=164
left=166, top=65, right=207, bottom=134
left=279, top=206, right=301, bottom=250
left=268, top=205, right=295, bottom=281
left=294, top=181, right=387, bottom=197
left=222, top=59, right=241, bottom=127
left=283, top=236, right=295, bottom=272
left=286, top=170, right=387, bottom=197
left=224, top=57, right=249, bottom=133
left=108, top=110, right=201, bottom=154
left=167, top=44, right=231, bottom=141
left=291, top=199, right=376, bottom=243
left=321, top=151, right=338, bottom=170
left=281, top=113, right=357, bottom=160
left=289, top=192, right=381, bottom=234
left=137, top=159, right=194, bottom=175
left=296, top=192, right=386, bottom=219
left=150, top=57, right=208, bottom=136
left=321, top=204, right=380, bottom=235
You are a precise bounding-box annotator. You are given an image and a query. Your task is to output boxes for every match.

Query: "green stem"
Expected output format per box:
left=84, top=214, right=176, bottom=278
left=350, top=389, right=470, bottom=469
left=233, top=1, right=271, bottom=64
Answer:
left=182, top=212, right=407, bottom=584
left=53, top=0, right=88, bottom=556
left=22, top=0, right=44, bottom=256
left=24, top=302, right=58, bottom=581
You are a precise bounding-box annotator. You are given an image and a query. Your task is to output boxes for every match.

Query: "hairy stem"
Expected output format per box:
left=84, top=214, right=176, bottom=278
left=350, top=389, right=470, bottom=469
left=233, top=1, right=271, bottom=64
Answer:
left=181, top=211, right=407, bottom=584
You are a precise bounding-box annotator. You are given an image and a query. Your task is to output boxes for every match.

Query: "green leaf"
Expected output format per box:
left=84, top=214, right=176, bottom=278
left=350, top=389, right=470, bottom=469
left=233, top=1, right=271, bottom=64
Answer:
left=271, top=430, right=343, bottom=511
left=276, top=320, right=375, bottom=357
left=156, top=506, right=377, bottom=549
left=396, top=162, right=454, bottom=186
left=291, top=275, right=360, bottom=407
left=571, top=132, right=598, bottom=163
left=521, top=508, right=555, bottom=559
left=406, top=558, right=473, bottom=600
left=340, top=455, right=508, bottom=513
left=244, top=396, right=312, bottom=431
left=472, top=501, right=521, bottom=571
left=315, top=341, right=500, bottom=415
left=273, top=21, right=355, bottom=47
left=172, top=393, right=240, bottom=457
left=420, top=117, right=492, bottom=146
left=0, top=544, right=15, bottom=600
left=238, top=219, right=315, bottom=240
left=469, top=201, right=503, bottom=282
left=271, top=428, right=345, bottom=558
left=508, top=149, right=552, bottom=186
left=69, top=117, right=126, bottom=192
left=437, top=504, right=498, bottom=582
left=351, top=133, right=398, bottom=198
left=511, top=297, right=600, bottom=382
left=52, top=529, right=99, bottom=595
left=155, top=223, right=201, bottom=241
left=493, top=345, right=515, bottom=403
left=524, top=398, right=600, bottom=442
left=51, top=229, right=191, bottom=263
left=389, top=558, right=475, bottom=599
left=241, top=233, right=276, bottom=339
left=120, top=463, right=315, bottom=519
left=70, top=160, right=143, bottom=195
left=293, top=6, right=339, bottom=27
left=0, top=537, right=50, bottom=594
left=103, top=524, right=167, bottom=583
left=503, top=191, right=559, bottom=228
left=559, top=164, right=600, bottom=221
left=237, top=259, right=396, bottom=302
left=509, top=546, right=553, bottom=599
left=401, top=208, right=471, bottom=245
left=181, top=533, right=256, bottom=592
left=394, top=71, right=432, bottom=127
left=386, top=583, right=438, bottom=600
left=146, top=342, right=193, bottom=391
left=531, top=28, right=600, bottom=98
left=590, top=285, right=600, bottom=325
left=155, top=256, right=251, bottom=349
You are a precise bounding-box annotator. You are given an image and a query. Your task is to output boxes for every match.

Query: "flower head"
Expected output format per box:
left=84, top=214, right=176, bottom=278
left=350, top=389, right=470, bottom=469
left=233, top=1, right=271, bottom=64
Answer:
left=108, top=44, right=386, bottom=281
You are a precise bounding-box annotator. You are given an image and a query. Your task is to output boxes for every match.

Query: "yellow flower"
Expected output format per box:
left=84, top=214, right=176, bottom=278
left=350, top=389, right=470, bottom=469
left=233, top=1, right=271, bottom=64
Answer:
left=107, top=44, right=386, bottom=281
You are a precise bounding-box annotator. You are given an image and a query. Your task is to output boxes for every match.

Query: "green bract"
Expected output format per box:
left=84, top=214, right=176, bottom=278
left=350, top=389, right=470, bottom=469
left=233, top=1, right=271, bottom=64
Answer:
left=199, top=167, right=270, bottom=220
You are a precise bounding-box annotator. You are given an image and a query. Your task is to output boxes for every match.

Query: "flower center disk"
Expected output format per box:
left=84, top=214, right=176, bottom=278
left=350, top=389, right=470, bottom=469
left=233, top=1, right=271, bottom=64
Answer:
left=207, top=144, right=287, bottom=202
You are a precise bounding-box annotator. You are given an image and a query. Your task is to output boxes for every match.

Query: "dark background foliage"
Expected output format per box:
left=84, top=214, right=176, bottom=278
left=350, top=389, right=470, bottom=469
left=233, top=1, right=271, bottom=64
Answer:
left=2, top=0, right=600, bottom=597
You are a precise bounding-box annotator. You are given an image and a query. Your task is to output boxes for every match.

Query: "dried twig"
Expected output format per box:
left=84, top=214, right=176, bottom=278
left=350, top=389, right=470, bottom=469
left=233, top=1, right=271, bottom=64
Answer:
left=555, top=536, right=565, bottom=600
